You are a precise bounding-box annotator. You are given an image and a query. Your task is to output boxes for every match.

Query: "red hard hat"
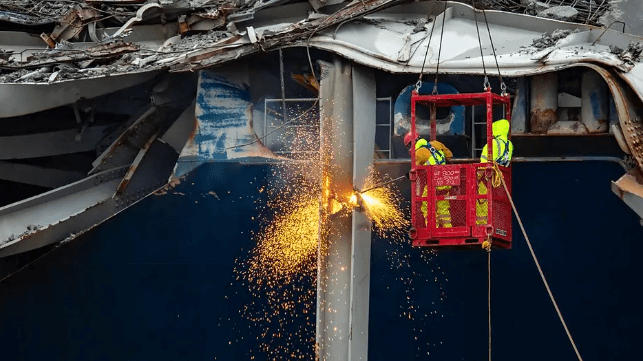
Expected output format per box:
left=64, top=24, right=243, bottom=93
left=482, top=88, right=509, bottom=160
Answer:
left=403, top=132, right=417, bottom=146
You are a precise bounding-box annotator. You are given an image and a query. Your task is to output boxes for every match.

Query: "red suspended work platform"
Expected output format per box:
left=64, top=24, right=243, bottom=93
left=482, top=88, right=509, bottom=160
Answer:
left=409, top=89, right=513, bottom=249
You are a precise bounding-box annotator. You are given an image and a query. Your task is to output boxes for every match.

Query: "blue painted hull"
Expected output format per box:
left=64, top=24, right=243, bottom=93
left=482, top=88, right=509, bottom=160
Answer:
left=0, top=161, right=641, bottom=360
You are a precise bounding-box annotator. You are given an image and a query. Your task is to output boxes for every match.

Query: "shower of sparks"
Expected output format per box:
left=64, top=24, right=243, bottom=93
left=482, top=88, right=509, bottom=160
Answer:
left=247, top=197, right=318, bottom=282
left=231, top=106, right=412, bottom=359
left=232, top=113, right=322, bottom=359
left=359, top=169, right=409, bottom=237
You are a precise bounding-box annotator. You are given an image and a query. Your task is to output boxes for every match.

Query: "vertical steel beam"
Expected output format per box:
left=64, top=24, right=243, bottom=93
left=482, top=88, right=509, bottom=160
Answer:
left=530, top=72, right=558, bottom=134
left=348, top=65, right=375, bottom=361
left=581, top=70, right=609, bottom=133
left=511, top=77, right=529, bottom=134
left=316, top=58, right=375, bottom=361
left=317, top=58, right=354, bottom=361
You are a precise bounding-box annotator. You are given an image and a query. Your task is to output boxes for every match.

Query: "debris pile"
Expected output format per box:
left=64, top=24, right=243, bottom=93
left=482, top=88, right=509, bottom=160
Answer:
left=537, top=5, right=579, bottom=22
left=477, top=0, right=611, bottom=25
left=528, top=29, right=573, bottom=50
left=0, top=0, right=75, bottom=25
left=0, top=0, right=405, bottom=83
left=0, top=0, right=260, bottom=83
left=610, top=41, right=643, bottom=66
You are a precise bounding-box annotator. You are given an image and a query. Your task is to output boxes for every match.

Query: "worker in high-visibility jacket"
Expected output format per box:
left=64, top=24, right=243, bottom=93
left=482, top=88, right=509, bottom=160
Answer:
left=477, top=119, right=514, bottom=225
left=404, top=133, right=453, bottom=228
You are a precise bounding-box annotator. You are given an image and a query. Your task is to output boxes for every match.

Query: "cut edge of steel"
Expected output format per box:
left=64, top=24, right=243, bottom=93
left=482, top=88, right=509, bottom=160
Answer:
left=114, top=132, right=159, bottom=196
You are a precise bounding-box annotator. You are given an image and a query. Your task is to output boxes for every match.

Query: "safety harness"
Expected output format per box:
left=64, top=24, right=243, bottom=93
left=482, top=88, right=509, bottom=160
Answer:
left=480, top=136, right=511, bottom=166
left=425, top=144, right=446, bottom=165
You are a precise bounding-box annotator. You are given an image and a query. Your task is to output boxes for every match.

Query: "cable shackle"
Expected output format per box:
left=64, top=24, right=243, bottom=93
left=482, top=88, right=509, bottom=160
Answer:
left=415, top=80, right=422, bottom=94
left=483, top=76, right=491, bottom=91
left=481, top=6, right=506, bottom=98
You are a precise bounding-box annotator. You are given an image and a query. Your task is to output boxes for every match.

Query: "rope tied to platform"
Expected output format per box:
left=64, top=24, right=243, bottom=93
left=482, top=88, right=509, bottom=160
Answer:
left=492, top=161, right=585, bottom=361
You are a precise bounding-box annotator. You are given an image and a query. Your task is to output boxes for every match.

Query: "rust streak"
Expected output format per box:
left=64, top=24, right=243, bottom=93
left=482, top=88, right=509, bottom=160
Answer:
left=530, top=108, right=557, bottom=134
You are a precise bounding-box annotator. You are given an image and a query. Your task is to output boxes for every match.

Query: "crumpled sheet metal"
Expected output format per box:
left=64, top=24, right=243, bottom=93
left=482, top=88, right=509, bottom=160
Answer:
left=161, top=1, right=642, bottom=104
left=163, top=1, right=643, bottom=171
left=302, top=2, right=637, bottom=76
left=575, top=63, right=643, bottom=172
left=611, top=168, right=643, bottom=220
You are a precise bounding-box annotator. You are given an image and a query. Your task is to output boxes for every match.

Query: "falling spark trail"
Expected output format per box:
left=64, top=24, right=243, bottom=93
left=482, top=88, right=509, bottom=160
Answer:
left=230, top=108, right=413, bottom=359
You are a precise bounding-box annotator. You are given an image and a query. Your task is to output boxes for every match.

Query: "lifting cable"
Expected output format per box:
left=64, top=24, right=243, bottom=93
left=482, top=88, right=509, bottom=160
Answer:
left=481, top=6, right=507, bottom=95
left=473, top=5, right=489, bottom=90
left=482, top=229, right=492, bottom=361
left=478, top=5, right=575, bottom=357
left=472, top=1, right=507, bottom=94
left=487, top=245, right=492, bottom=361
left=416, top=2, right=439, bottom=93
left=432, top=0, right=448, bottom=95
left=492, top=163, right=585, bottom=361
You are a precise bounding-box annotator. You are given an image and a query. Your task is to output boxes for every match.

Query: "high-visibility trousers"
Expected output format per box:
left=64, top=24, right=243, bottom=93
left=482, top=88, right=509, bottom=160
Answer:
left=421, top=186, right=452, bottom=228
left=476, top=179, right=488, bottom=225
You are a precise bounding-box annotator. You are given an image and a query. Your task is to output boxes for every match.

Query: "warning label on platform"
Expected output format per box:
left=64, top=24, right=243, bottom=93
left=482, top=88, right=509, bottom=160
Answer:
left=433, top=168, right=461, bottom=186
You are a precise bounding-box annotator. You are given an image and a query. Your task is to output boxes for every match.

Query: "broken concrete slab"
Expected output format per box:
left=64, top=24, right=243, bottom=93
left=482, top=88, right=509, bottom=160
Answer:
left=538, top=6, right=579, bottom=22
left=528, top=29, right=573, bottom=50
left=610, top=41, right=643, bottom=66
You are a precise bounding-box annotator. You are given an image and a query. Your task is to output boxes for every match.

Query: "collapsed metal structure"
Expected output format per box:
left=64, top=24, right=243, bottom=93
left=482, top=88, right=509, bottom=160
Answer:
left=1, top=0, right=643, bottom=360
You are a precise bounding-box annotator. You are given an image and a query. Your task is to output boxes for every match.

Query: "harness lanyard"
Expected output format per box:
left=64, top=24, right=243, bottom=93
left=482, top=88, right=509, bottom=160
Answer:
left=494, top=137, right=510, bottom=166
left=428, top=146, right=445, bottom=165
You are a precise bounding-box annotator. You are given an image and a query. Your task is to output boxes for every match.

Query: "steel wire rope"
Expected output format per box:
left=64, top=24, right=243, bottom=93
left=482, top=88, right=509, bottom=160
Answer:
left=432, top=0, right=448, bottom=95
left=473, top=3, right=490, bottom=90
left=487, top=247, right=492, bottom=361
left=475, top=6, right=493, bottom=355
left=480, top=3, right=507, bottom=94
left=493, top=162, right=584, bottom=361
left=416, top=8, right=438, bottom=92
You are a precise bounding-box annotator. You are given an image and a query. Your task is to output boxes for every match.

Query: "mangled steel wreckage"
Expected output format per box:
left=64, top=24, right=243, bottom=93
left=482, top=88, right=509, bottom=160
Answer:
left=0, top=0, right=642, bottom=257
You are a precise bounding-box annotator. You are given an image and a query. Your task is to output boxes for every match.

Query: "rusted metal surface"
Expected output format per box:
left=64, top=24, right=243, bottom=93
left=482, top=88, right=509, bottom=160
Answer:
left=579, top=63, right=643, bottom=172
left=15, top=41, right=139, bottom=69
left=530, top=108, right=558, bottom=133
left=0, top=96, right=194, bottom=256
left=0, top=149, right=178, bottom=257
left=107, top=3, right=162, bottom=39
left=170, top=0, right=407, bottom=72
left=581, top=70, right=609, bottom=133
left=614, top=168, right=643, bottom=198
left=41, top=6, right=90, bottom=47
left=611, top=168, right=643, bottom=219
left=0, top=166, right=128, bottom=256
left=611, top=123, right=632, bottom=155
left=114, top=132, right=159, bottom=196
left=547, top=120, right=589, bottom=135
left=90, top=107, right=160, bottom=175
left=39, top=33, right=56, bottom=48
left=530, top=72, right=558, bottom=134
left=1, top=0, right=641, bottom=88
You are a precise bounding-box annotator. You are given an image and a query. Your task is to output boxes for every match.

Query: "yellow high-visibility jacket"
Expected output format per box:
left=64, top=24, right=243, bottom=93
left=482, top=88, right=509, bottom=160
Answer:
left=480, top=119, right=513, bottom=166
